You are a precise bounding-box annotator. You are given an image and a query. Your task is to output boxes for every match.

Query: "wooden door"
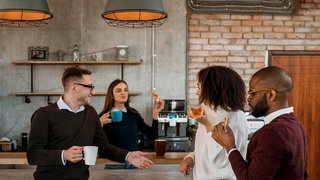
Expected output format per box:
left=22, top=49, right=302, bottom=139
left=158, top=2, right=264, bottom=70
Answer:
left=270, top=51, right=320, bottom=180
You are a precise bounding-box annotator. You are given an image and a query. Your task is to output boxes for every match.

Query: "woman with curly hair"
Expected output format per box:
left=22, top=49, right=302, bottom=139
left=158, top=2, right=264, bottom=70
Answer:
left=180, top=66, right=248, bottom=179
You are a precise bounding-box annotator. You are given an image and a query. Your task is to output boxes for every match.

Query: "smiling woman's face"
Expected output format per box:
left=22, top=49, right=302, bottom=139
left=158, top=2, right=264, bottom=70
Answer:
left=112, top=82, right=129, bottom=104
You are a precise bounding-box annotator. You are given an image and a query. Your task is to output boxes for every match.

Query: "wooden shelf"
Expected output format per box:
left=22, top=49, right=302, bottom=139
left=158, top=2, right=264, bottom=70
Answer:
left=12, top=59, right=143, bottom=103
left=12, top=60, right=142, bottom=65
left=13, top=92, right=142, bottom=96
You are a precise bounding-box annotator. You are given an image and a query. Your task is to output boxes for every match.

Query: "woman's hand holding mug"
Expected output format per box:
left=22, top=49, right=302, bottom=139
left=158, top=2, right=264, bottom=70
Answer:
left=100, top=112, right=112, bottom=125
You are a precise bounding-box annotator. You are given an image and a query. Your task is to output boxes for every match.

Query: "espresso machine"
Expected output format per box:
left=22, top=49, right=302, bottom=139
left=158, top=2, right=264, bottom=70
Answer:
left=158, top=99, right=190, bottom=152
left=245, top=111, right=265, bottom=141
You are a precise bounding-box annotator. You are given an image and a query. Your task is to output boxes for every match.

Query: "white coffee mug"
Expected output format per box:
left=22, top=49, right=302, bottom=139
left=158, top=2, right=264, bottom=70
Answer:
left=83, top=146, right=98, bottom=165
left=93, top=52, right=103, bottom=61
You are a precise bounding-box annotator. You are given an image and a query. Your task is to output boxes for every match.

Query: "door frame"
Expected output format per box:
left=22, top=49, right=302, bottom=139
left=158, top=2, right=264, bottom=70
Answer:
left=268, top=50, right=320, bottom=65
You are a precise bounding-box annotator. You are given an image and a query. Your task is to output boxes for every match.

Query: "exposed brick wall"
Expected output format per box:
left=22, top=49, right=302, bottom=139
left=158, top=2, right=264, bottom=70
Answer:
left=187, top=3, right=320, bottom=106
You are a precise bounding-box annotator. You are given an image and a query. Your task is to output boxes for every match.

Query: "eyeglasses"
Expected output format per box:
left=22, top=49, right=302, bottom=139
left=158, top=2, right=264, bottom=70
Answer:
left=74, top=83, right=95, bottom=91
left=247, top=89, right=269, bottom=97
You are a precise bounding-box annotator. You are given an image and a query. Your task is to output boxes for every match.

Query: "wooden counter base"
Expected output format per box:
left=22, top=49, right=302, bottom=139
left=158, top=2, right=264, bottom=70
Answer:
left=0, top=152, right=188, bottom=165
left=0, top=164, right=193, bottom=180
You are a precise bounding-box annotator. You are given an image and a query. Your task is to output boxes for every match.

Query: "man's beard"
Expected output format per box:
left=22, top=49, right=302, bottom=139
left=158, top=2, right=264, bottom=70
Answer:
left=78, top=96, right=91, bottom=106
left=250, top=93, right=269, bottom=118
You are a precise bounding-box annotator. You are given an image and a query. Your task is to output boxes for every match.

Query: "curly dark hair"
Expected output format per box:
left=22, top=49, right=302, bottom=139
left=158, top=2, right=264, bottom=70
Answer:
left=99, top=79, right=139, bottom=117
left=197, top=66, right=246, bottom=111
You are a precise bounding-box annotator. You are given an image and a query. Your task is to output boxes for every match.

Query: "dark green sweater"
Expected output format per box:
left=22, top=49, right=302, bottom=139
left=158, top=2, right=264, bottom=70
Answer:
left=27, top=103, right=128, bottom=180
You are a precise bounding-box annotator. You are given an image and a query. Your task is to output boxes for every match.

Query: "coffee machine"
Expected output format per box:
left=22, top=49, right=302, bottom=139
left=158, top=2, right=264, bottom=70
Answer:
left=158, top=99, right=190, bottom=152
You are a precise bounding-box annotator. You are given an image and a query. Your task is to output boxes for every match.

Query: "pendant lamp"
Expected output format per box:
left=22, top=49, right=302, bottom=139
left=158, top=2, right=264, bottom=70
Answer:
left=0, top=0, right=53, bottom=28
left=101, top=0, right=168, bottom=28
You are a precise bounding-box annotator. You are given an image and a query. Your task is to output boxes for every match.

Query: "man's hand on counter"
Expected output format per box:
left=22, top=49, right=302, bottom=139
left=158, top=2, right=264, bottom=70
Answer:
left=127, top=151, right=154, bottom=169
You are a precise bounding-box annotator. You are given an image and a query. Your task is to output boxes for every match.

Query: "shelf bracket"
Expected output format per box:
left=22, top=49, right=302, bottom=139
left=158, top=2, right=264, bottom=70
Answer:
left=30, top=64, right=34, bottom=92
left=47, top=96, right=52, bottom=104
left=24, top=96, right=31, bottom=103
left=120, top=64, right=124, bottom=80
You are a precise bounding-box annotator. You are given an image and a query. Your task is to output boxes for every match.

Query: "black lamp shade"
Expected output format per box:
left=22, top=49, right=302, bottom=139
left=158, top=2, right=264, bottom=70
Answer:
left=102, top=0, right=168, bottom=28
left=0, top=0, right=53, bottom=27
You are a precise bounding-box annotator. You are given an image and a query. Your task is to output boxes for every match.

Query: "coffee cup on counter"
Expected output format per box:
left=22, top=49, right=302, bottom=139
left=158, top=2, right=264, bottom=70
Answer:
left=111, top=110, right=122, bottom=122
left=155, top=139, right=171, bottom=156
left=83, top=146, right=98, bottom=165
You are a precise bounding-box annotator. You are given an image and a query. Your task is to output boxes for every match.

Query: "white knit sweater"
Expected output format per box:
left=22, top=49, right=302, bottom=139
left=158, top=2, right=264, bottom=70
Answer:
left=185, top=106, right=248, bottom=180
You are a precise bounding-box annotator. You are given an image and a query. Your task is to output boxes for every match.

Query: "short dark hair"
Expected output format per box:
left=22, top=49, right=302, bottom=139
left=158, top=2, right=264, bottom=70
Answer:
left=197, top=66, right=246, bottom=111
left=62, top=66, right=92, bottom=89
left=252, top=66, right=293, bottom=93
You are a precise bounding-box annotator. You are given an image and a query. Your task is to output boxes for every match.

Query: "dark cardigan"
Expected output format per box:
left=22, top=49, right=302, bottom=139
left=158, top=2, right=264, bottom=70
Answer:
left=102, top=110, right=158, bottom=151
left=229, top=113, right=308, bottom=180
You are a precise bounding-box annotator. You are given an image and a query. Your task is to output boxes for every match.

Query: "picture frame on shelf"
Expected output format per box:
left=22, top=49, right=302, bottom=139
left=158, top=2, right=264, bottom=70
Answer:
left=28, top=46, right=49, bottom=61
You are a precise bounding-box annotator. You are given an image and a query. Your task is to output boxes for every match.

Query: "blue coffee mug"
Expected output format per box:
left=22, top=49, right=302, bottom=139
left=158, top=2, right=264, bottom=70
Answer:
left=111, top=110, right=122, bottom=122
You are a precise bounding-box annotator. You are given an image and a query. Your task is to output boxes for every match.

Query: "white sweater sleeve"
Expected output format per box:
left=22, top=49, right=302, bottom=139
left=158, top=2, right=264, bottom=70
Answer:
left=185, top=151, right=195, bottom=161
left=192, top=109, right=247, bottom=180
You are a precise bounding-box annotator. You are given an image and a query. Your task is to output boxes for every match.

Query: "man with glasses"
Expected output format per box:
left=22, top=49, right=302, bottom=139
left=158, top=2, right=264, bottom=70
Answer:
left=212, top=66, right=308, bottom=180
left=27, top=66, right=154, bottom=180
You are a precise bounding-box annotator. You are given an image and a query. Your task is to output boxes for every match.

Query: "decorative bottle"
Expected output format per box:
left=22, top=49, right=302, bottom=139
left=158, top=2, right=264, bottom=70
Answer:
left=73, top=44, right=80, bottom=61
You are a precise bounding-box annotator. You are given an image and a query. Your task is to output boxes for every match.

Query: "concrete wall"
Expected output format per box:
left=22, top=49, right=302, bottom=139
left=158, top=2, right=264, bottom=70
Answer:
left=0, top=0, right=187, bottom=143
